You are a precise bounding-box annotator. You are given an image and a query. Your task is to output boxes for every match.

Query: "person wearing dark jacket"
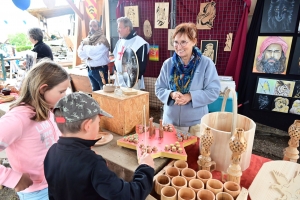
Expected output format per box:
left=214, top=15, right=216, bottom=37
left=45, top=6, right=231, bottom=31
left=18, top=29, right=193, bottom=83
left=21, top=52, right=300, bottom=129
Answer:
left=28, top=27, right=53, bottom=61
left=113, top=17, right=149, bottom=90
left=44, top=93, right=155, bottom=200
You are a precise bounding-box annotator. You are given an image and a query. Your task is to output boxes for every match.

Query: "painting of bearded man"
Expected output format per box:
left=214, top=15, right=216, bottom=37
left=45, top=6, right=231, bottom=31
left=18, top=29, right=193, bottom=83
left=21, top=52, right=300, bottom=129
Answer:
left=253, top=36, right=292, bottom=74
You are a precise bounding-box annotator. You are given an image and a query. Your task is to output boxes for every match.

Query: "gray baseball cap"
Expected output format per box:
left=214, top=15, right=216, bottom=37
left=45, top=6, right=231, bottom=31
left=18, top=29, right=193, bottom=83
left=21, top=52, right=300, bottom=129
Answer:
left=54, top=93, right=112, bottom=123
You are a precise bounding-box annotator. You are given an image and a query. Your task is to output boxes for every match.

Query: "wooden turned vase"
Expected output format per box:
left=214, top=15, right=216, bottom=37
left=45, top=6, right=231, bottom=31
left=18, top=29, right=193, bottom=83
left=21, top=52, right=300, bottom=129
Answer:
left=283, top=120, right=300, bottom=162
left=198, top=127, right=216, bottom=171
left=226, top=128, right=247, bottom=184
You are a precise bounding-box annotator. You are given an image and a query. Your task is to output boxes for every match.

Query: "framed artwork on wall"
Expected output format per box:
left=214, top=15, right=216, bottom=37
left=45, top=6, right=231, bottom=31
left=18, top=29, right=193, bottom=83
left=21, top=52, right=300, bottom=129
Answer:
left=200, top=40, right=218, bottom=64
left=292, top=81, right=300, bottom=98
left=253, top=77, right=299, bottom=115
left=260, top=0, right=300, bottom=33
left=256, top=78, right=276, bottom=95
left=289, top=99, right=300, bottom=115
left=273, top=80, right=295, bottom=97
left=124, top=6, right=139, bottom=27
left=252, top=36, right=293, bottom=74
left=196, top=1, right=216, bottom=30
left=289, top=37, right=300, bottom=75
left=272, top=97, right=290, bottom=113
left=168, top=29, right=175, bottom=50
left=252, top=94, right=274, bottom=111
left=154, top=2, right=169, bottom=29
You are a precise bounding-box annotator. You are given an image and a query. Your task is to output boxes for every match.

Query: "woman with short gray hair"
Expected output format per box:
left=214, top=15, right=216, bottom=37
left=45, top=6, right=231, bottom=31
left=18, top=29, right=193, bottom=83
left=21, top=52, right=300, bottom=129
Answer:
left=27, top=27, right=53, bottom=61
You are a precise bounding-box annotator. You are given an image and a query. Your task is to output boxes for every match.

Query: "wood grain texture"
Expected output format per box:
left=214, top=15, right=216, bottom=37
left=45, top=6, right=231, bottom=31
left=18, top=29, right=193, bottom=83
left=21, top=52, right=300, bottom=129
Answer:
left=249, top=161, right=300, bottom=200
left=92, top=89, right=149, bottom=135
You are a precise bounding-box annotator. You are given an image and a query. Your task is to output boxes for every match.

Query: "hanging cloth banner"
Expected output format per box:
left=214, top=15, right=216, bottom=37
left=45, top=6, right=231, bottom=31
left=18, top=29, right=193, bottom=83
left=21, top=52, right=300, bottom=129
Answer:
left=84, top=0, right=97, bottom=19
left=149, top=45, right=159, bottom=61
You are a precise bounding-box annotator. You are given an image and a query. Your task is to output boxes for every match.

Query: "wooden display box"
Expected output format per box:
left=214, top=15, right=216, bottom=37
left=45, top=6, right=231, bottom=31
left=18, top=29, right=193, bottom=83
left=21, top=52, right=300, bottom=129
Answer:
left=92, top=89, right=149, bottom=135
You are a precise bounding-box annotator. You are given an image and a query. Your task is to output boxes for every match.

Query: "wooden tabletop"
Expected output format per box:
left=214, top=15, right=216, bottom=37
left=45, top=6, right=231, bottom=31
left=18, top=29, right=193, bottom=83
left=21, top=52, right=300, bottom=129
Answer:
left=3, top=57, right=22, bottom=61
left=92, top=130, right=170, bottom=182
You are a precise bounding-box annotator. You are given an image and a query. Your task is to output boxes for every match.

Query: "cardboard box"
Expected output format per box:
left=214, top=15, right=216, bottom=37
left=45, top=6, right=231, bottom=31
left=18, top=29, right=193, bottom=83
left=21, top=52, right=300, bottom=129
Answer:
left=92, top=89, right=149, bottom=135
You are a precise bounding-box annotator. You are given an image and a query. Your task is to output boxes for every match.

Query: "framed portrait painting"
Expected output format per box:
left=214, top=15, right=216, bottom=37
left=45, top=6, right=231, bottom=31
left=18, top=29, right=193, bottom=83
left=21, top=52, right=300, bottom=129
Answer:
left=260, top=0, right=300, bottom=33
left=200, top=40, right=218, bottom=64
left=252, top=36, right=293, bottom=75
left=289, top=37, right=300, bottom=75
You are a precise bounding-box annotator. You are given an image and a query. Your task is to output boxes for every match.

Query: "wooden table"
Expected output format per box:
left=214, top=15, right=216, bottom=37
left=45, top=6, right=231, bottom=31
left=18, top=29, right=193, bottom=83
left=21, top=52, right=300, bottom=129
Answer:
left=3, top=57, right=22, bottom=80
left=92, top=130, right=169, bottom=200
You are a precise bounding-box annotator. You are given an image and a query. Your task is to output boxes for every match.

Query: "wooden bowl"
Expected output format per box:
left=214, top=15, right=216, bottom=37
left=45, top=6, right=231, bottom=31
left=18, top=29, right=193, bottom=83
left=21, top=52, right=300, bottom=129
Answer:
left=103, top=84, right=115, bottom=93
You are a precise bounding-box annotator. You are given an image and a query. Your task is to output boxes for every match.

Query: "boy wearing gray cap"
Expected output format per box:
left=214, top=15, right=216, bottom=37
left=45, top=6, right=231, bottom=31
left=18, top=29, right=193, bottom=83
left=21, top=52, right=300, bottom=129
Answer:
left=44, top=93, right=154, bottom=200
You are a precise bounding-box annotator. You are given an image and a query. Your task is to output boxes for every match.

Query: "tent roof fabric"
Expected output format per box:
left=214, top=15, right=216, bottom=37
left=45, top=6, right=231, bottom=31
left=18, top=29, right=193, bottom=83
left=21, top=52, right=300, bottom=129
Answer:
left=27, top=5, right=74, bottom=18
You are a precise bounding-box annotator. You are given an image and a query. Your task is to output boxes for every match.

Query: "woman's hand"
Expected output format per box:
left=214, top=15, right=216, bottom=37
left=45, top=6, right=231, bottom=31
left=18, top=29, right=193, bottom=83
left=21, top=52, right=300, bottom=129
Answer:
left=14, top=173, right=33, bottom=192
left=170, top=91, right=182, bottom=100
left=174, top=93, right=192, bottom=105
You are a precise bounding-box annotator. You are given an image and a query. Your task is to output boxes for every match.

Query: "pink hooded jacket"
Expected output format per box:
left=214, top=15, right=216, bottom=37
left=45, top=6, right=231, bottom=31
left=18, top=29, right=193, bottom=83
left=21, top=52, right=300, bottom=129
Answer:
left=0, top=105, right=60, bottom=192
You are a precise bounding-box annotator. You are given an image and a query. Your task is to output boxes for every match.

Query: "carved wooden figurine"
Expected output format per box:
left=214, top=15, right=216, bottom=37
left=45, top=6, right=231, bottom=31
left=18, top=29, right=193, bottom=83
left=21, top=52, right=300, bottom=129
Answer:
left=149, top=117, right=155, bottom=137
left=283, top=120, right=300, bottom=162
left=159, top=119, right=164, bottom=138
left=198, top=127, right=216, bottom=171
left=226, top=128, right=247, bottom=184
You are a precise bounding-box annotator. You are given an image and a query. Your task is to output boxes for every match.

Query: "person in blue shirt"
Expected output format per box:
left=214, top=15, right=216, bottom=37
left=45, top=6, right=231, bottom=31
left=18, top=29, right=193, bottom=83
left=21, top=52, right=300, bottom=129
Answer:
left=155, top=22, right=220, bottom=133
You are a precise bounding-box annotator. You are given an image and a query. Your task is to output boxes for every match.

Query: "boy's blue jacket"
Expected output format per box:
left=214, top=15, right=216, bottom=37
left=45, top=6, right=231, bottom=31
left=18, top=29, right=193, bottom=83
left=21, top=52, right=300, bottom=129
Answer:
left=44, top=137, right=154, bottom=200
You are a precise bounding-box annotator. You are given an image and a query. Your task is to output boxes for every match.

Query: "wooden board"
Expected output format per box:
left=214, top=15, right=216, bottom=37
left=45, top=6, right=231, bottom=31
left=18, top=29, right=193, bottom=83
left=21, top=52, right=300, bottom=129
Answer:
left=92, top=89, right=149, bottom=135
left=248, top=161, right=300, bottom=200
left=117, top=125, right=197, bottom=161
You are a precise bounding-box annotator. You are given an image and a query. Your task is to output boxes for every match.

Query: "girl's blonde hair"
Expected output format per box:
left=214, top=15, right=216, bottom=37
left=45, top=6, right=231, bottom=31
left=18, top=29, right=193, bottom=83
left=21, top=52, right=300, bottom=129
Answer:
left=10, top=60, right=70, bottom=121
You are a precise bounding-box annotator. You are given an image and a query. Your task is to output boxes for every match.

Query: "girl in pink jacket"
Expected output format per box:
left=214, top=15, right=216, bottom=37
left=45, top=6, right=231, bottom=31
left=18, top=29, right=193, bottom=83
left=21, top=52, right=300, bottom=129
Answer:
left=0, top=60, right=70, bottom=200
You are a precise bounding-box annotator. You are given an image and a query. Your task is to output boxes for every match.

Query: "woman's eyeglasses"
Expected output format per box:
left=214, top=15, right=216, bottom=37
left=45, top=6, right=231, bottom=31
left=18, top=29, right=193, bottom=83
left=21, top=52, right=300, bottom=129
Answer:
left=173, top=41, right=189, bottom=47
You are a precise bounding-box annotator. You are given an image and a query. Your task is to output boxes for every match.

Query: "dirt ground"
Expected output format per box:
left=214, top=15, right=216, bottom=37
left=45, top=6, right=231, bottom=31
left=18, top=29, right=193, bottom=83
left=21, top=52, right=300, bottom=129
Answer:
left=0, top=108, right=298, bottom=199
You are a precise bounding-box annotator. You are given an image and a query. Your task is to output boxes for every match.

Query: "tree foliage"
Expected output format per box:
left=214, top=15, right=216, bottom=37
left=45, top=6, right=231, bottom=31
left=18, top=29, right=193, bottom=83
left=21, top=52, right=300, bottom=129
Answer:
left=7, top=33, right=31, bottom=47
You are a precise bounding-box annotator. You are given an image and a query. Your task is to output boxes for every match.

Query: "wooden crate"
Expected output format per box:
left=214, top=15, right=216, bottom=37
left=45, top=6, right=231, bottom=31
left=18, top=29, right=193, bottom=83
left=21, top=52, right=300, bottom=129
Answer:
left=92, top=89, right=149, bottom=135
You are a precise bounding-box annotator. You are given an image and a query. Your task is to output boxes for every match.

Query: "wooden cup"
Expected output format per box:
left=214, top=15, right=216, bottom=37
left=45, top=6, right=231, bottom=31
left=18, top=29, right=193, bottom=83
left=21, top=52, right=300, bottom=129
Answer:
left=161, top=186, right=177, bottom=200
left=196, top=170, right=212, bottom=187
left=223, top=181, right=241, bottom=199
left=181, top=168, right=196, bottom=183
left=174, top=160, right=188, bottom=172
left=165, top=166, right=180, bottom=179
left=206, top=179, right=224, bottom=195
left=155, top=174, right=170, bottom=195
left=178, top=187, right=196, bottom=200
left=171, top=176, right=187, bottom=191
left=216, top=192, right=234, bottom=200
left=197, top=189, right=215, bottom=200
left=188, top=179, right=204, bottom=193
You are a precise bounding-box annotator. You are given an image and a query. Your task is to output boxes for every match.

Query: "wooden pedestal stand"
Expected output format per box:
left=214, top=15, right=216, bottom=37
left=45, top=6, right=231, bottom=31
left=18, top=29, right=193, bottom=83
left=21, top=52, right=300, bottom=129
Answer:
left=197, top=127, right=216, bottom=171
left=283, top=120, right=300, bottom=162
